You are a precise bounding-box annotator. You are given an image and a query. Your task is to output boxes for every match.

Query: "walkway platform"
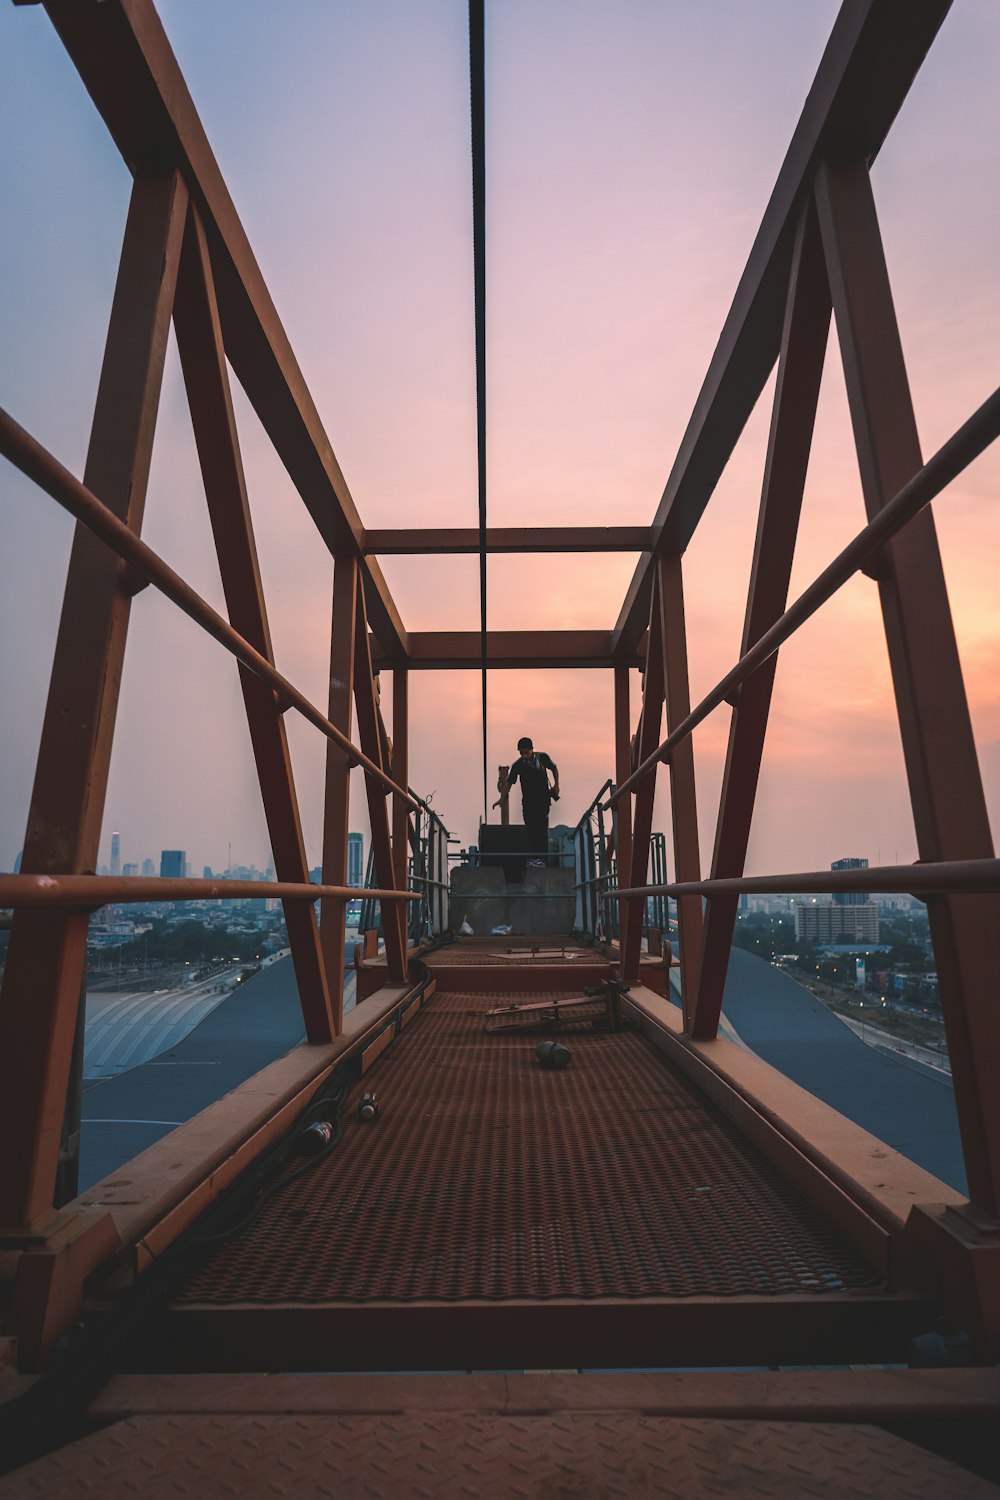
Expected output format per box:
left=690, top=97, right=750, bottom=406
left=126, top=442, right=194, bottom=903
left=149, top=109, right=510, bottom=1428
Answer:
left=2, top=938, right=997, bottom=1496
left=125, top=938, right=932, bottom=1373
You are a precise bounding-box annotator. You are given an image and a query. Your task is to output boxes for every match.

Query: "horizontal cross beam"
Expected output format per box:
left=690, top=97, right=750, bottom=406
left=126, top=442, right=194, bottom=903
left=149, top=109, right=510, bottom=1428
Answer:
left=363, top=527, right=653, bottom=555
left=371, top=631, right=645, bottom=671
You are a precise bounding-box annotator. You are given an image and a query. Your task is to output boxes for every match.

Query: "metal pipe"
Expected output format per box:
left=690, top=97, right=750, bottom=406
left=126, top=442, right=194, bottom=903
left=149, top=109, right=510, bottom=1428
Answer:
left=0, top=407, right=418, bottom=810
left=0, top=875, right=419, bottom=908
left=606, top=856, right=1000, bottom=900
left=608, top=381, right=1000, bottom=807
left=572, top=779, right=614, bottom=832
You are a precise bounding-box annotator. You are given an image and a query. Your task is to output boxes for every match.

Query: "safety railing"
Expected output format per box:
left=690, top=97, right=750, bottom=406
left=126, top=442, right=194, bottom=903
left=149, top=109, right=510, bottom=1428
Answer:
left=571, top=782, right=668, bottom=942
left=357, top=793, right=451, bottom=945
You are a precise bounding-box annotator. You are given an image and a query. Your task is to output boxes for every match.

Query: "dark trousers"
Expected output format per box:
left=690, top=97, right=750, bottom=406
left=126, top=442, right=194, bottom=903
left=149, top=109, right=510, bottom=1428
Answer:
left=523, top=802, right=550, bottom=865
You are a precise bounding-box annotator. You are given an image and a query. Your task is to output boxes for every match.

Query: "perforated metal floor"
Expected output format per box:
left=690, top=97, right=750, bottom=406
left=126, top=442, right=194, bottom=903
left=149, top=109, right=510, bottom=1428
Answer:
left=175, top=987, right=881, bottom=1305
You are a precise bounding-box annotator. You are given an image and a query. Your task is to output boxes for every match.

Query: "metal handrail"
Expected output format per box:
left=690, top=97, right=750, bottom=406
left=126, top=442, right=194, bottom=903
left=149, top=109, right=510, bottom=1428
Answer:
left=0, top=875, right=418, bottom=908
left=0, top=407, right=418, bottom=811
left=572, top=779, right=614, bottom=829
left=608, top=380, right=1000, bottom=807
left=608, top=856, right=1000, bottom=900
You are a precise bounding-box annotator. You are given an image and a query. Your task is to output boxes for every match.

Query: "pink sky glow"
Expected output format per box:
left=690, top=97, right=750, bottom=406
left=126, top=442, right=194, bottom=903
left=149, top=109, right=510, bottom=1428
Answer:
left=1, top=1, right=998, bottom=881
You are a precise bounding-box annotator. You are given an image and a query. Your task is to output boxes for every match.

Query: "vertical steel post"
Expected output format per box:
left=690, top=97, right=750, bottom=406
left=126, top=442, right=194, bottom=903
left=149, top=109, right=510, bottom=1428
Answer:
left=320, top=551, right=358, bottom=1033
left=621, top=580, right=665, bottom=980
left=816, top=159, right=1000, bottom=1213
left=691, top=205, right=831, bottom=1039
left=613, top=666, right=634, bottom=960
left=173, top=208, right=334, bottom=1043
left=657, top=552, right=704, bottom=1027
left=391, top=667, right=410, bottom=959
left=0, top=173, right=187, bottom=1229
left=353, top=591, right=407, bottom=982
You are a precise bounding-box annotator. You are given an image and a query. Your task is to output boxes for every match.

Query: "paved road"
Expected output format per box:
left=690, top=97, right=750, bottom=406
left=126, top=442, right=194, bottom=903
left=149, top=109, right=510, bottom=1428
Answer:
left=715, top=948, right=966, bottom=1194
left=78, top=954, right=355, bottom=1191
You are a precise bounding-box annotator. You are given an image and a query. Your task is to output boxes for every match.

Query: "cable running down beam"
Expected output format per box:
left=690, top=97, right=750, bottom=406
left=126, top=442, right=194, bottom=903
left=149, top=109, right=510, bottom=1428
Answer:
left=469, top=0, right=488, bottom=822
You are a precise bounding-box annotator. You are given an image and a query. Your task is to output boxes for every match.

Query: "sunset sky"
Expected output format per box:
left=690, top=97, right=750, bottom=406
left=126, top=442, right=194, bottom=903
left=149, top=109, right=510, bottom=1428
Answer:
left=1, top=1, right=998, bottom=882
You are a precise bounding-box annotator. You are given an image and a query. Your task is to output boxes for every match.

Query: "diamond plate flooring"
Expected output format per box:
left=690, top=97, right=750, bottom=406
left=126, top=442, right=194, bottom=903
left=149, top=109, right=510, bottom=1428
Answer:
left=2, top=1412, right=996, bottom=1498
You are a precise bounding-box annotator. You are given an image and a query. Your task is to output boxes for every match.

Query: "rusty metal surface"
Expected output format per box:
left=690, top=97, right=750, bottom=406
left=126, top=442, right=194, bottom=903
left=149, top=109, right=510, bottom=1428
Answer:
left=694, top=202, right=831, bottom=1041
left=173, top=988, right=880, bottom=1305
left=0, top=172, right=188, bottom=1229
left=4, top=1413, right=996, bottom=1499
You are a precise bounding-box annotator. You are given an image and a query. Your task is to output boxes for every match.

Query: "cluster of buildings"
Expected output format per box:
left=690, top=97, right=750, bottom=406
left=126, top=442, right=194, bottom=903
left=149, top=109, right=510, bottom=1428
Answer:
left=737, top=856, right=923, bottom=948
left=95, top=831, right=367, bottom=888
left=79, top=830, right=370, bottom=954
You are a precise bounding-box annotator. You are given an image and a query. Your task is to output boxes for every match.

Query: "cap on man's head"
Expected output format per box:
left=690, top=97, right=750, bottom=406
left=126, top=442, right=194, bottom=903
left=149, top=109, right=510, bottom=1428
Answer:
left=517, top=737, right=533, bottom=752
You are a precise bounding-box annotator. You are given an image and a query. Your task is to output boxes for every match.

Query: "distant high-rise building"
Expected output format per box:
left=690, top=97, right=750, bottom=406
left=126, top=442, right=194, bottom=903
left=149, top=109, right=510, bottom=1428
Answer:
left=203, top=866, right=214, bottom=880
left=795, top=901, right=879, bottom=943
left=14, top=849, right=23, bottom=874
left=160, top=850, right=185, bottom=879
left=347, top=832, right=364, bottom=888
left=141, top=858, right=155, bottom=878
left=831, top=857, right=869, bottom=906
left=110, top=831, right=121, bottom=878
left=122, top=863, right=139, bottom=878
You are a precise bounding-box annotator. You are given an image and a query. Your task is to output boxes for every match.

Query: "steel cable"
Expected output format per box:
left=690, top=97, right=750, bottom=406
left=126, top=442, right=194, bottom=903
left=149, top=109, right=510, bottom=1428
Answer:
left=469, top=0, right=488, bottom=822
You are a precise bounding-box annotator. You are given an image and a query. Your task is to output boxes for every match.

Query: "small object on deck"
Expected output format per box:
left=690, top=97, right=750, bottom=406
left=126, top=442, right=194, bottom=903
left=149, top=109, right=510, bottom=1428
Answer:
left=459, top=917, right=474, bottom=935
left=358, top=1091, right=380, bottom=1123
left=483, top=988, right=618, bottom=1034
left=490, top=923, right=513, bottom=935
left=536, top=1040, right=572, bottom=1070
left=294, top=1120, right=334, bottom=1155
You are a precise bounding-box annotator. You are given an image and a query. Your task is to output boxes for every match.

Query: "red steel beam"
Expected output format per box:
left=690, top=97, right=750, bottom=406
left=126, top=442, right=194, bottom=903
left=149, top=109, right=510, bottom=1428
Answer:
left=41, top=0, right=407, bottom=659
left=620, top=575, right=666, bottom=981
left=371, top=631, right=645, bottom=671
left=321, top=551, right=359, bottom=1031
left=0, top=876, right=417, bottom=907
left=173, top=206, right=335, bottom=1043
left=612, top=667, right=634, bottom=958
left=0, top=410, right=418, bottom=810
left=391, top=668, right=410, bottom=958
left=610, top=856, right=1000, bottom=900
left=0, top=172, right=187, bottom=1229
left=658, top=553, right=704, bottom=1030
left=691, top=205, right=831, bottom=1040
left=362, top=526, right=653, bottom=555
left=605, top=376, right=1000, bottom=810
left=611, top=0, right=952, bottom=658
left=815, top=159, right=1000, bottom=1215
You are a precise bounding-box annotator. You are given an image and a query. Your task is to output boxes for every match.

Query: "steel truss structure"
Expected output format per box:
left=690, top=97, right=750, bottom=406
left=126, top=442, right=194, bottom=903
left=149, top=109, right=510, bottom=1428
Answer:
left=1, top=0, right=999, bottom=1492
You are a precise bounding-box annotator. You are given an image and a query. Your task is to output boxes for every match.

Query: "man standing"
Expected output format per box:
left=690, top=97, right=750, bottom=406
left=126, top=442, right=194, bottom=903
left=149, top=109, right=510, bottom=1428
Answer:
left=496, top=737, right=559, bottom=867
